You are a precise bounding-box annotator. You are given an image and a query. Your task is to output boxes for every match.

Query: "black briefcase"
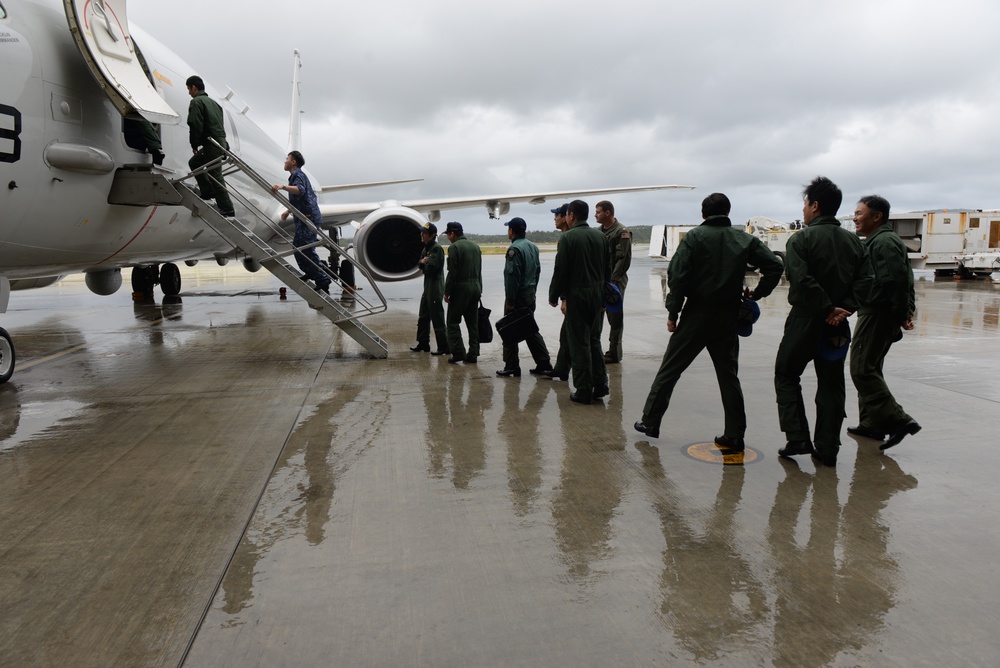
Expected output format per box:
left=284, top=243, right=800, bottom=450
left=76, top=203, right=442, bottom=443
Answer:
left=495, top=306, right=539, bottom=344
left=478, top=301, right=494, bottom=344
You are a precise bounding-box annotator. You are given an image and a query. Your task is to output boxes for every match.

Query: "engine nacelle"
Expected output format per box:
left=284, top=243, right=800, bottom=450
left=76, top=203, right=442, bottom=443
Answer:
left=85, top=268, right=122, bottom=296
left=353, top=206, right=427, bottom=282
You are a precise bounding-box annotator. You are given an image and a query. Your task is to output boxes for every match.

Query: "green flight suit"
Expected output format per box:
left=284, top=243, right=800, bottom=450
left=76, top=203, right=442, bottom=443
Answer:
left=187, top=91, right=234, bottom=214
left=849, top=224, right=916, bottom=432
left=416, top=239, right=447, bottom=351
left=444, top=235, right=483, bottom=361
left=641, top=216, right=783, bottom=436
left=598, top=218, right=632, bottom=362
left=774, top=216, right=874, bottom=459
left=548, top=220, right=609, bottom=399
left=502, top=236, right=551, bottom=371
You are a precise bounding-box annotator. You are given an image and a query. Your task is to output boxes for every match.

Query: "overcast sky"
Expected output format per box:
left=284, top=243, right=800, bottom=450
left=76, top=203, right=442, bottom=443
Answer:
left=131, top=0, right=1000, bottom=234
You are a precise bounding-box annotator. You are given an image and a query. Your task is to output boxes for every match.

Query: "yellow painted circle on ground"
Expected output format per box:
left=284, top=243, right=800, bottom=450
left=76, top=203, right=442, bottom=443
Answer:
left=683, top=442, right=761, bottom=465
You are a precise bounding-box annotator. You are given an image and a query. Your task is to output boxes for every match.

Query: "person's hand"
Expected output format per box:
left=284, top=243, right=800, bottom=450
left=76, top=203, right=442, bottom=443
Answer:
left=667, top=319, right=677, bottom=333
left=902, top=315, right=915, bottom=331
left=280, top=210, right=289, bottom=221
left=271, top=184, right=282, bottom=193
left=444, top=295, right=450, bottom=304
left=560, top=301, right=567, bottom=315
left=825, top=307, right=851, bottom=325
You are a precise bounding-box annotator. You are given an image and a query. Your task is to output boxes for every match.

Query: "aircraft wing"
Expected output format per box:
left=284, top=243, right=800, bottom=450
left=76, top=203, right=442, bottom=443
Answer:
left=319, top=179, right=423, bottom=194
left=318, top=184, right=695, bottom=225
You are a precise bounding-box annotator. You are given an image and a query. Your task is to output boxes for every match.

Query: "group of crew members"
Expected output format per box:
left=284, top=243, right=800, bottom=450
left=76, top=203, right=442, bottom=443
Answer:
left=157, top=79, right=919, bottom=466
left=411, top=176, right=920, bottom=467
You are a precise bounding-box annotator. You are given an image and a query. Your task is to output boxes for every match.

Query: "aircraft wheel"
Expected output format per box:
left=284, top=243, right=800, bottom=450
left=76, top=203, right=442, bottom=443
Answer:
left=131, top=265, right=158, bottom=294
left=0, top=327, right=15, bottom=384
left=160, top=263, right=182, bottom=296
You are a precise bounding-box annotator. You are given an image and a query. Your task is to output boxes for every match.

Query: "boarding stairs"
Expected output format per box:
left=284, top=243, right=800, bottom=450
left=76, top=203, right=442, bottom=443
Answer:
left=110, top=144, right=389, bottom=358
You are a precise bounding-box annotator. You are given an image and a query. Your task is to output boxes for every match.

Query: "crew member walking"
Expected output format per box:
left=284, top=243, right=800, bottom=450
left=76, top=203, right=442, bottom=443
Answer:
left=411, top=223, right=448, bottom=354
left=496, top=217, right=552, bottom=377
left=775, top=176, right=873, bottom=467
left=548, top=200, right=610, bottom=404
left=848, top=195, right=921, bottom=450
left=634, top=193, right=782, bottom=447
left=186, top=75, right=235, bottom=217
left=444, top=222, right=483, bottom=364
left=595, top=200, right=631, bottom=364
left=272, top=151, right=332, bottom=294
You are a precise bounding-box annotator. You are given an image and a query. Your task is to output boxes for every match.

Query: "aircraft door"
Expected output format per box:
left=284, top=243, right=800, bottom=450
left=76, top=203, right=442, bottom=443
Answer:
left=63, top=0, right=179, bottom=125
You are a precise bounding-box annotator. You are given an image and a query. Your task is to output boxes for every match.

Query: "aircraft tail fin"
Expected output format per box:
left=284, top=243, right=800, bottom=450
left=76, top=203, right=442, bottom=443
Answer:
left=287, top=50, right=303, bottom=152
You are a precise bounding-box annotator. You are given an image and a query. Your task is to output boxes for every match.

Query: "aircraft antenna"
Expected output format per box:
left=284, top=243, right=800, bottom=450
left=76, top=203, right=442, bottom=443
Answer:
left=287, top=50, right=303, bottom=152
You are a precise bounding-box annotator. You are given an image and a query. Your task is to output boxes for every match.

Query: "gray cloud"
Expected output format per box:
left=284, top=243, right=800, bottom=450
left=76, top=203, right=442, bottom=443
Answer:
left=131, top=0, right=1000, bottom=232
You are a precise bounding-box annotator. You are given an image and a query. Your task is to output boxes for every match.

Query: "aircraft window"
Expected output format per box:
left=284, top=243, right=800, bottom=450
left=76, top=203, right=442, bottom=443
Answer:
left=0, top=3, right=7, bottom=19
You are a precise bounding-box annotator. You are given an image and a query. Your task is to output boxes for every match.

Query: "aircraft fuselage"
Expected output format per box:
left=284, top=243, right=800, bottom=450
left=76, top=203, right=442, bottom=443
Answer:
left=0, top=0, right=289, bottom=286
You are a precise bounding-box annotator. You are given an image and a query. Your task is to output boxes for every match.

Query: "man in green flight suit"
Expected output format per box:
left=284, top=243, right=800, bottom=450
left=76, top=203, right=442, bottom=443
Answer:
left=775, top=176, right=874, bottom=467
left=443, top=222, right=483, bottom=364
left=848, top=195, right=921, bottom=450
left=410, top=223, right=449, bottom=355
left=186, top=75, right=235, bottom=217
left=595, top=200, right=631, bottom=364
left=542, top=204, right=571, bottom=382
left=548, top=200, right=610, bottom=404
left=633, top=193, right=783, bottom=447
left=496, top=217, right=552, bottom=377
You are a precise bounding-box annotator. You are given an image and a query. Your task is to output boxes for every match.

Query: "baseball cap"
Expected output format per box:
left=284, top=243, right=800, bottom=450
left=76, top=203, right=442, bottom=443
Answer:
left=604, top=282, right=623, bottom=313
left=550, top=203, right=568, bottom=215
left=736, top=298, right=760, bottom=337
left=444, top=221, right=463, bottom=235
left=816, top=320, right=852, bottom=361
left=505, top=217, right=527, bottom=233
left=422, top=222, right=438, bottom=236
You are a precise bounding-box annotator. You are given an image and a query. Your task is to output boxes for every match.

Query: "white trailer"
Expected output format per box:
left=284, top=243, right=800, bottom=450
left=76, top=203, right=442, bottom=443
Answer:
left=889, top=209, right=1000, bottom=276
left=648, top=225, right=697, bottom=261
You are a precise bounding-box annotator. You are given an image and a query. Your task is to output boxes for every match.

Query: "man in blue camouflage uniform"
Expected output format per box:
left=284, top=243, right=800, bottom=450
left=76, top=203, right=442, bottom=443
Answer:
left=271, top=151, right=332, bottom=294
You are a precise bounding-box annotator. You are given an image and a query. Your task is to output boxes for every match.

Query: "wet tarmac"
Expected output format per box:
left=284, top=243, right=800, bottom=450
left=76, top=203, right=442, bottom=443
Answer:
left=1, top=255, right=999, bottom=666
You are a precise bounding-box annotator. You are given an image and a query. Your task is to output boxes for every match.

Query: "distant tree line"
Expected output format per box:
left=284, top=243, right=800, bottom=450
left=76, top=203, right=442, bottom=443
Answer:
left=465, top=225, right=654, bottom=245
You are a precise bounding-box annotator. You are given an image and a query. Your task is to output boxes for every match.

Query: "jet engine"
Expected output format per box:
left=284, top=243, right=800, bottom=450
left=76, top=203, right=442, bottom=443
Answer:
left=352, top=206, right=427, bottom=282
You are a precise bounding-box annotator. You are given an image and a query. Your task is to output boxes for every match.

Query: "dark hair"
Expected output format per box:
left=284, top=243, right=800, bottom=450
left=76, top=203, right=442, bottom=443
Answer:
left=701, top=192, right=731, bottom=217
left=185, top=75, right=205, bottom=91
left=858, top=194, right=890, bottom=222
left=288, top=150, right=305, bottom=168
left=596, top=200, right=614, bottom=216
left=567, top=199, right=589, bottom=221
left=802, top=176, right=842, bottom=216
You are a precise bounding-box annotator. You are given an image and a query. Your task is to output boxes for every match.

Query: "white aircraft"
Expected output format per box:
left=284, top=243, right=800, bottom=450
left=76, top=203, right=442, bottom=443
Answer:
left=0, top=0, right=692, bottom=383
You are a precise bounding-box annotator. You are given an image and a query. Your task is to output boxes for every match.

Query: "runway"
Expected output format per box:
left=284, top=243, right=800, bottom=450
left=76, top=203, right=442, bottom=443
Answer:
left=1, top=254, right=998, bottom=666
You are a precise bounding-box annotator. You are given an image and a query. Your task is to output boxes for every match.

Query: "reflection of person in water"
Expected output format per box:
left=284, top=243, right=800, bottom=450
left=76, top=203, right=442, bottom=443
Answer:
left=652, top=461, right=767, bottom=661
left=500, top=381, right=547, bottom=517
left=550, top=392, right=624, bottom=578
left=426, top=370, right=492, bottom=489
left=767, top=451, right=916, bottom=666
left=219, top=384, right=369, bottom=614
